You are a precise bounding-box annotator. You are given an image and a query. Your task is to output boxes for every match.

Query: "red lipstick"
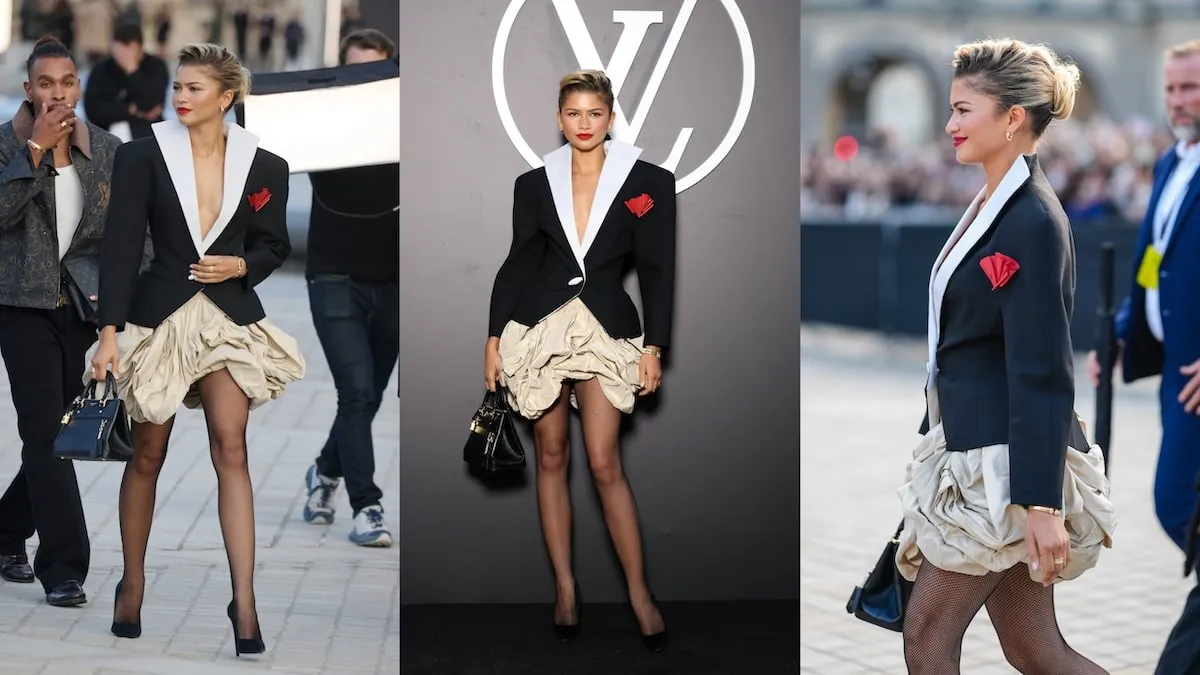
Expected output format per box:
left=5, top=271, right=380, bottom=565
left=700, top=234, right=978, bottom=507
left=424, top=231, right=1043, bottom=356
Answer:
left=576, top=133, right=593, bottom=140
left=953, top=137, right=967, bottom=147
left=176, top=107, right=191, bottom=116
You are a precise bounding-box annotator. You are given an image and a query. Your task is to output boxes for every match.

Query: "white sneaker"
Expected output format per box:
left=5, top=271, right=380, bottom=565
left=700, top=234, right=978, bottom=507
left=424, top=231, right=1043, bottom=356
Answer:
left=303, top=464, right=339, bottom=524
left=349, top=505, right=393, bottom=548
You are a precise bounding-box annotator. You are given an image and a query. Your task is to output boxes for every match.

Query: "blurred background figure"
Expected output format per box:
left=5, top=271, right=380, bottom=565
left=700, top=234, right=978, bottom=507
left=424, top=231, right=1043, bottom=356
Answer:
left=153, top=4, right=172, bottom=60
left=83, top=21, right=168, bottom=141
left=283, top=13, right=305, bottom=71
left=256, top=8, right=275, bottom=71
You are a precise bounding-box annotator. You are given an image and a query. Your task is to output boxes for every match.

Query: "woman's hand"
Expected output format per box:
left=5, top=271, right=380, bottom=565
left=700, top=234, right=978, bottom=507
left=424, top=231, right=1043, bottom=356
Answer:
left=638, top=350, right=662, bottom=395
left=91, top=329, right=120, bottom=382
left=484, top=338, right=502, bottom=392
left=188, top=255, right=246, bottom=284
left=1025, top=508, right=1070, bottom=586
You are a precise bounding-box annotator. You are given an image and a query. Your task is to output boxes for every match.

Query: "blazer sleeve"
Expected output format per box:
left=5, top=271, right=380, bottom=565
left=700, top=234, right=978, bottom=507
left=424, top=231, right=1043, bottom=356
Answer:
left=999, top=210, right=1075, bottom=509
left=633, top=169, right=677, bottom=348
left=98, top=141, right=151, bottom=330
left=487, top=175, right=544, bottom=338
left=240, top=155, right=291, bottom=289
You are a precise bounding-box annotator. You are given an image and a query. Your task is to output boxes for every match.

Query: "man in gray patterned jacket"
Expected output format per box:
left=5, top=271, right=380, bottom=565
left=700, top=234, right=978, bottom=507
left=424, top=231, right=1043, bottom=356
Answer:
left=0, top=36, right=125, bottom=608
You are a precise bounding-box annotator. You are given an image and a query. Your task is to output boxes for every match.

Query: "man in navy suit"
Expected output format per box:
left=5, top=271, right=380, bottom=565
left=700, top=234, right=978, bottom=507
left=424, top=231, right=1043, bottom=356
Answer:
left=1088, top=39, right=1200, bottom=674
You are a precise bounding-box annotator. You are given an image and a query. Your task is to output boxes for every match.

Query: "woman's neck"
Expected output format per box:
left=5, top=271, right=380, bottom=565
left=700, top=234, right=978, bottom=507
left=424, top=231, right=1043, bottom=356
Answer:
left=981, top=145, right=1034, bottom=202
left=188, top=119, right=226, bottom=157
left=570, top=143, right=606, bottom=175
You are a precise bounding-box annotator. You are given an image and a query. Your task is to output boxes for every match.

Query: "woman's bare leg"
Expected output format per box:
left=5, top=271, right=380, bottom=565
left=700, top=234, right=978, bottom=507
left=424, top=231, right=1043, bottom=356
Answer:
left=113, top=417, right=176, bottom=624
left=533, top=385, right=576, bottom=624
left=573, top=378, right=663, bottom=635
left=196, top=370, right=258, bottom=638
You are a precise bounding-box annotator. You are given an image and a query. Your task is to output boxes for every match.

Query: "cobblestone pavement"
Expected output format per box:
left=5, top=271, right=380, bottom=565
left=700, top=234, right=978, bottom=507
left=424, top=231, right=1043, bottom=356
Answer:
left=0, top=267, right=400, bottom=675
left=801, top=324, right=1193, bottom=675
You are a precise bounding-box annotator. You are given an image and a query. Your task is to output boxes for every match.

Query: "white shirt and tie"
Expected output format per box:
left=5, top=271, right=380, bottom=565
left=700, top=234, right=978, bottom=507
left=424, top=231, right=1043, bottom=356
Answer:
left=52, top=163, right=83, bottom=261
left=1146, top=140, right=1200, bottom=342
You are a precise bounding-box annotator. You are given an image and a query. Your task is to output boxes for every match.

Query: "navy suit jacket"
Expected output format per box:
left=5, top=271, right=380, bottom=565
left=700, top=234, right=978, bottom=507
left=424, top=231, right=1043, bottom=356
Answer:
left=1116, top=149, right=1200, bottom=382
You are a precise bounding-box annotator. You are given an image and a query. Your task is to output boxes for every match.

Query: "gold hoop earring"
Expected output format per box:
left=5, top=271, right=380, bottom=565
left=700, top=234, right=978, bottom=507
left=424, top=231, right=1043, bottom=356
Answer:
left=1006, top=130, right=1014, bottom=142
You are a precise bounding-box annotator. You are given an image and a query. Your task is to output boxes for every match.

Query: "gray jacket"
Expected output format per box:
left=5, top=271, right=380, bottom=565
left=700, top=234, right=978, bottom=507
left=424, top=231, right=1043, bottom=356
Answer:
left=0, top=102, right=132, bottom=310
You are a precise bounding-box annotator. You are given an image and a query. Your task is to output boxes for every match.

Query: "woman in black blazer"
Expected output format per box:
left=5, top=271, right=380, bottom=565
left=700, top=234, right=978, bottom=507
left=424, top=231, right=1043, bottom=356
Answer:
left=892, top=39, right=1116, bottom=673
left=90, top=44, right=305, bottom=656
left=484, top=70, right=675, bottom=652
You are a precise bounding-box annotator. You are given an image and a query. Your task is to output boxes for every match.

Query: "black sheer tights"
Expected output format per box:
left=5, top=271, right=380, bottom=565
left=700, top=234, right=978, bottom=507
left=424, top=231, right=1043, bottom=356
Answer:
left=903, top=562, right=1107, bottom=675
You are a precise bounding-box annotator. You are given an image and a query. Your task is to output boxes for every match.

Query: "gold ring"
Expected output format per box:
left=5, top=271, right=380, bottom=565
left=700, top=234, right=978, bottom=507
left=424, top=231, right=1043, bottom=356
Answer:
left=59, top=120, right=67, bottom=128
left=1054, top=558, right=1064, bottom=565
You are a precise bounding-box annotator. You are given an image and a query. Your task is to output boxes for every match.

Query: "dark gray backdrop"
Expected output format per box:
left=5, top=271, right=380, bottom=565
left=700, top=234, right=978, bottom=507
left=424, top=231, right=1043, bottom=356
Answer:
left=399, top=0, right=799, bottom=604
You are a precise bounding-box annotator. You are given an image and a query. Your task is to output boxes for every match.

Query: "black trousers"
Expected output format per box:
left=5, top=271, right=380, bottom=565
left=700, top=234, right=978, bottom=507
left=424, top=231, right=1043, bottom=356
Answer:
left=0, top=305, right=95, bottom=591
left=308, top=274, right=398, bottom=514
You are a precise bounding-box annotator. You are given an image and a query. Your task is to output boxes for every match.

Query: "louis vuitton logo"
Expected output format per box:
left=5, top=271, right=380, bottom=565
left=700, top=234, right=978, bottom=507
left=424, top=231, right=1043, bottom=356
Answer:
left=492, top=0, right=756, bottom=193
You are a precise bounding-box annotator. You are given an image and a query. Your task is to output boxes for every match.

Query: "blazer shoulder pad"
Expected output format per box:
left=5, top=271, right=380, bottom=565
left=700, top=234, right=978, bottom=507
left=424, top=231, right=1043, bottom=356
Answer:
left=253, top=147, right=290, bottom=175
left=634, top=158, right=675, bottom=185
left=514, top=166, right=545, bottom=191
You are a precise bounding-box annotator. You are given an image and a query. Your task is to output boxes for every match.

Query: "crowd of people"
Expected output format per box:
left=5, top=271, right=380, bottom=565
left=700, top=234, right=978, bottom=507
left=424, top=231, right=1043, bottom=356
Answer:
left=801, top=115, right=1177, bottom=226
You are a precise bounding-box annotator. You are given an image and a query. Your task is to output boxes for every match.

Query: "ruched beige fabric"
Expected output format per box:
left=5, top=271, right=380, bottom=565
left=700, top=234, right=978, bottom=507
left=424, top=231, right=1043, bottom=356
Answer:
left=499, top=298, right=644, bottom=420
left=896, top=422, right=1116, bottom=585
left=91, top=293, right=306, bottom=425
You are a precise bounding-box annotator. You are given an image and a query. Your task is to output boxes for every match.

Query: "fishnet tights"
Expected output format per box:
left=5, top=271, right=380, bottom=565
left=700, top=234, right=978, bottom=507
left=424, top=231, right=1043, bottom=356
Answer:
left=902, top=562, right=1107, bottom=675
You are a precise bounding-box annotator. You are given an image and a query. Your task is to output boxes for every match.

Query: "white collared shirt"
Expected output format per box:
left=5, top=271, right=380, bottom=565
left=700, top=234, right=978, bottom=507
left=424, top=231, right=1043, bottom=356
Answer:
left=1146, top=140, right=1200, bottom=342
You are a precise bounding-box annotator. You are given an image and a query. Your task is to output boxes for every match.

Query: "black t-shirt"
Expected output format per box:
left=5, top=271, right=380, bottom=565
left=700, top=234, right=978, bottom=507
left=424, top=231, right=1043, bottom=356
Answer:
left=304, top=163, right=399, bottom=282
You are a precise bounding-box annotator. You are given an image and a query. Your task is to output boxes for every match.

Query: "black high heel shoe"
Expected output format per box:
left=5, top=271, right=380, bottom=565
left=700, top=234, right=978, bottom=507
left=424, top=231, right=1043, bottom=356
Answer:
left=638, top=594, right=669, bottom=653
left=110, top=580, right=142, bottom=639
left=553, top=582, right=582, bottom=642
left=226, top=599, right=266, bottom=656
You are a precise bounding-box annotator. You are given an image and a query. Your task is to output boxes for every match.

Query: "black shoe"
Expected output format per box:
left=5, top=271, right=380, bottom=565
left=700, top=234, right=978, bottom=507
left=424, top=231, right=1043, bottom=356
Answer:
left=46, top=580, right=87, bottom=607
left=638, top=594, right=669, bottom=653
left=0, top=553, right=33, bottom=584
left=226, top=599, right=266, bottom=656
left=111, top=579, right=142, bottom=639
left=553, top=582, right=582, bottom=642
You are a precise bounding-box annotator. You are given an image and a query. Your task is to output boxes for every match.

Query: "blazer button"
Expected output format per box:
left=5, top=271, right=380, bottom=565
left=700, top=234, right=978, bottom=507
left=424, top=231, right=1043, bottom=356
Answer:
left=568, top=276, right=583, bottom=286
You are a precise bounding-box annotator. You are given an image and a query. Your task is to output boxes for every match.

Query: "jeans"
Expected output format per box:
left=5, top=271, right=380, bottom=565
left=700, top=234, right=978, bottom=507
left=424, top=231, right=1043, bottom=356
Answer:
left=307, top=274, right=398, bottom=514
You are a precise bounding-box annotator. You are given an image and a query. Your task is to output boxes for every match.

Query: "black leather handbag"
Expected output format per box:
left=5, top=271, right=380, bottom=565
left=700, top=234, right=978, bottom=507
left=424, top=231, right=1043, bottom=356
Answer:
left=463, top=389, right=526, bottom=472
left=61, top=256, right=99, bottom=324
left=845, top=520, right=914, bottom=632
left=52, top=377, right=134, bottom=462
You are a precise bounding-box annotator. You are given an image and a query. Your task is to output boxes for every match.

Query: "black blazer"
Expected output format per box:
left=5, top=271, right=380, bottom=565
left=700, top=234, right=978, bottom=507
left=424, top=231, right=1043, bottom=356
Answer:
left=99, top=121, right=291, bottom=331
left=918, top=154, right=1076, bottom=509
left=488, top=140, right=676, bottom=348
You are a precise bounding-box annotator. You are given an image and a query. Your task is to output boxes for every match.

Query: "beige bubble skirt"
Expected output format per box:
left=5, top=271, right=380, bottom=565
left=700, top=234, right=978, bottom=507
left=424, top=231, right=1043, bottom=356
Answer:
left=90, top=293, right=307, bottom=425
left=499, top=298, right=644, bottom=420
left=896, top=421, right=1117, bottom=585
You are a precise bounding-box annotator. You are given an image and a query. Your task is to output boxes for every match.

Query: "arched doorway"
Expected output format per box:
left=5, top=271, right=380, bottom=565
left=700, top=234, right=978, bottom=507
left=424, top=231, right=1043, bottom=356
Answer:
left=825, top=53, right=941, bottom=151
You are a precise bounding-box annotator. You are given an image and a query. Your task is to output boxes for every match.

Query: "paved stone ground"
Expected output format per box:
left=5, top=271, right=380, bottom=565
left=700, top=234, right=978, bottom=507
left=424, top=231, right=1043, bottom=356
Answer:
left=801, top=324, right=1194, bottom=675
left=0, top=266, right=400, bottom=675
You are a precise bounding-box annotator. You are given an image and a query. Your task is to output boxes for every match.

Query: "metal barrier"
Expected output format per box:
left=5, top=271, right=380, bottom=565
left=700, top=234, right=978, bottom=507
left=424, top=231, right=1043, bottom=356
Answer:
left=799, top=218, right=1142, bottom=350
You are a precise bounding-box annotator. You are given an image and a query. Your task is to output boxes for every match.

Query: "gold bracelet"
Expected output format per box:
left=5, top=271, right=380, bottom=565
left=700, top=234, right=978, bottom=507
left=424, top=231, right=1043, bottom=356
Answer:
left=1027, top=505, right=1062, bottom=517
left=641, top=346, right=662, bottom=358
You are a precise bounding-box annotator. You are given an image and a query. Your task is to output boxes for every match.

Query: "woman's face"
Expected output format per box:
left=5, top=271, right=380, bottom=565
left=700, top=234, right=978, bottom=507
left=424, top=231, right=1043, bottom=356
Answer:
left=171, top=64, right=233, bottom=127
left=945, top=78, right=1011, bottom=165
left=558, top=91, right=612, bottom=152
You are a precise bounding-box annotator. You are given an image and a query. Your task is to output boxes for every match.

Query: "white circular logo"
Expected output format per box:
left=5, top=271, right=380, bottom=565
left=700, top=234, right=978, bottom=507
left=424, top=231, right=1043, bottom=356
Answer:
left=492, top=0, right=755, bottom=194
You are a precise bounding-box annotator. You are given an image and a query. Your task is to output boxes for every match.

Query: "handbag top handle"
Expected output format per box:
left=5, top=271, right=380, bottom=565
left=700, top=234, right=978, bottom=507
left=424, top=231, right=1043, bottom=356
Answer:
left=83, top=377, right=118, bottom=403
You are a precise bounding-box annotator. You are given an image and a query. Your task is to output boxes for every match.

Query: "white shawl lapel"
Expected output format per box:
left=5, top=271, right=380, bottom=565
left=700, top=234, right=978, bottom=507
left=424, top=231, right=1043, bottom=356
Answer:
left=542, top=139, right=643, bottom=282
left=926, top=155, right=1032, bottom=381
left=152, top=120, right=260, bottom=258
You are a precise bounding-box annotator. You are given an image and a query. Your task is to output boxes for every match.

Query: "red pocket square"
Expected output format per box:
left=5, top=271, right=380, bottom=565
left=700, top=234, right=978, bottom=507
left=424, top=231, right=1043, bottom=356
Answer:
left=980, top=252, right=1020, bottom=290
left=625, top=193, right=654, bottom=218
left=247, top=188, right=271, bottom=212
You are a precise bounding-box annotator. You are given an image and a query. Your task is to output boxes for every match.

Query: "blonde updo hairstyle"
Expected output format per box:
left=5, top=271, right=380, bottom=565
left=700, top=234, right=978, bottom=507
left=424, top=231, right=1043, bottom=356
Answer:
left=557, top=69, right=615, bottom=112
left=951, top=38, right=1081, bottom=139
left=177, top=43, right=252, bottom=112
